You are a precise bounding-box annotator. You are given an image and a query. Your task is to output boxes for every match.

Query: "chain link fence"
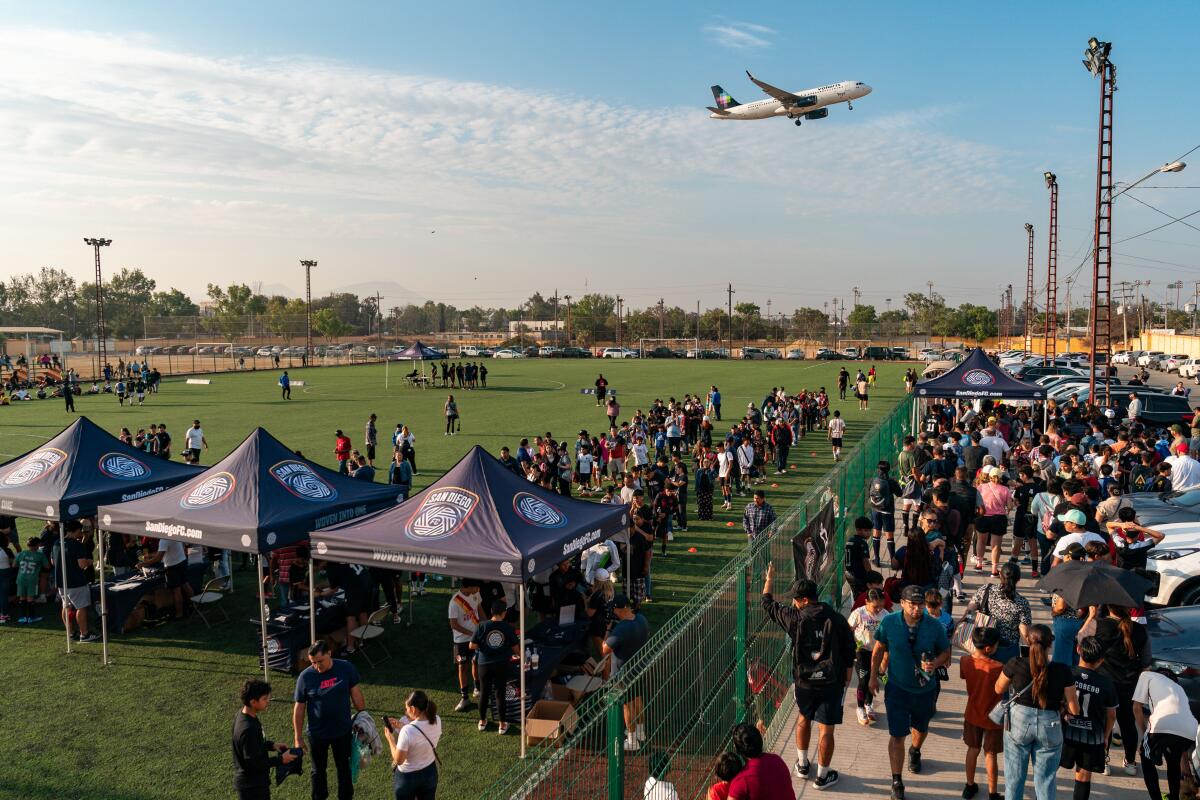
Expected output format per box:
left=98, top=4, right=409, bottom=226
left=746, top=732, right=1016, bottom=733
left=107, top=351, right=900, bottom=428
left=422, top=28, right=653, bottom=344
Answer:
left=482, top=393, right=915, bottom=800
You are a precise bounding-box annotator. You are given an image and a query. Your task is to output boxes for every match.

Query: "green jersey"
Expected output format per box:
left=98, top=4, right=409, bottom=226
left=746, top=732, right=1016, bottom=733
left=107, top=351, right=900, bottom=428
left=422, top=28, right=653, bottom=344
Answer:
left=15, top=549, right=47, bottom=578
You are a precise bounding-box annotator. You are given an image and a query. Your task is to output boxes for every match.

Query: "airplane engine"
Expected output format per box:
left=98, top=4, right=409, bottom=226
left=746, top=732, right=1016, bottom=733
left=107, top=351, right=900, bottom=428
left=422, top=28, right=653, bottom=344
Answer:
left=803, top=109, right=829, bottom=120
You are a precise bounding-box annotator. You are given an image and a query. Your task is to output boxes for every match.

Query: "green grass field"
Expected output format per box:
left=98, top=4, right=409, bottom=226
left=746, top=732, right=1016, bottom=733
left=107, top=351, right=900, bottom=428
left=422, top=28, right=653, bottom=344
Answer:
left=0, top=359, right=907, bottom=800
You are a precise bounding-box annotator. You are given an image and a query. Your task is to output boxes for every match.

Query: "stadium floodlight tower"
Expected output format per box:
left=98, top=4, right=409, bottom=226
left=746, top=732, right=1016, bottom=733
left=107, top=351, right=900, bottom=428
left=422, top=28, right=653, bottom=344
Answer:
left=300, top=260, right=317, bottom=361
left=84, top=237, right=112, bottom=378
left=1023, top=223, right=1035, bottom=355
left=1082, top=36, right=1115, bottom=405
left=1043, top=172, right=1058, bottom=362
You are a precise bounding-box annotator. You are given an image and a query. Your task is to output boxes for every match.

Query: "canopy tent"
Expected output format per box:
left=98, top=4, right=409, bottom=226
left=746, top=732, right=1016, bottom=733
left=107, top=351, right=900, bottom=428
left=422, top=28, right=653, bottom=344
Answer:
left=311, top=444, right=629, bottom=755
left=97, top=427, right=405, bottom=677
left=0, top=416, right=203, bottom=660
left=391, top=340, right=445, bottom=360
left=915, top=347, right=1044, bottom=401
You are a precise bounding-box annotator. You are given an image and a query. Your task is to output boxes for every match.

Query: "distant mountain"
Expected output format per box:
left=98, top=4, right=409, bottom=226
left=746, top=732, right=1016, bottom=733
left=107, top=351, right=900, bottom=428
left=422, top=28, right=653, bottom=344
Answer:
left=329, top=280, right=424, bottom=306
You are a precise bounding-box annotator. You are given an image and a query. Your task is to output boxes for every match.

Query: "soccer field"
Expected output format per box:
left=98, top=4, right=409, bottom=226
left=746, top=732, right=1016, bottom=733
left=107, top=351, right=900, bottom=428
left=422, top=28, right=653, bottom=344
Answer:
left=0, top=358, right=907, bottom=800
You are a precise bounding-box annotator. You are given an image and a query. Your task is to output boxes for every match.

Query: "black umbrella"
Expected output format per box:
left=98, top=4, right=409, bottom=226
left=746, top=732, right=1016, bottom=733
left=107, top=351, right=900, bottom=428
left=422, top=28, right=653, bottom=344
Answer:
left=1035, top=560, right=1153, bottom=609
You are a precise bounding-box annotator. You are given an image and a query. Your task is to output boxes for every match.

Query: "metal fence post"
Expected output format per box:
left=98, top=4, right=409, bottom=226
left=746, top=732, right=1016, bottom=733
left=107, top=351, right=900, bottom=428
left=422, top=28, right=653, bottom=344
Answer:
left=735, top=559, right=749, bottom=722
left=607, top=692, right=624, bottom=800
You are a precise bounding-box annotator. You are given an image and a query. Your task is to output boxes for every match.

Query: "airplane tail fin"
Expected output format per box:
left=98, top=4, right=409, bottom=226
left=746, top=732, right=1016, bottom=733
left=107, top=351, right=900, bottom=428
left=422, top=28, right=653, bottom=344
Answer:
left=711, top=85, right=739, bottom=110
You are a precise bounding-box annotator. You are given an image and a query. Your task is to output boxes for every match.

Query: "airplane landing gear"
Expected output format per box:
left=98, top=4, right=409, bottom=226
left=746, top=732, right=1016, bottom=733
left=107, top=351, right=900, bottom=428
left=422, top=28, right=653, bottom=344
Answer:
left=848, top=101, right=854, bottom=110
left=794, top=119, right=802, bottom=127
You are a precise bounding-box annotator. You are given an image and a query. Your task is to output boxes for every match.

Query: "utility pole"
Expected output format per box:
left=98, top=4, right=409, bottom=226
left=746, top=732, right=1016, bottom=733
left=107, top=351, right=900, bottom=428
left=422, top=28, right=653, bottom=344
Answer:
left=852, top=286, right=861, bottom=309
left=563, top=294, right=572, bottom=344
left=657, top=298, right=665, bottom=339
left=1044, top=172, right=1059, bottom=361
left=616, top=296, right=623, bottom=347
left=553, top=290, right=559, bottom=344
left=1023, top=223, right=1035, bottom=354
left=1193, top=282, right=1200, bottom=334
left=695, top=300, right=701, bottom=347
left=375, top=291, right=383, bottom=352
left=1083, top=36, right=1115, bottom=404
left=84, top=237, right=112, bottom=378
left=300, top=260, right=317, bottom=361
left=766, top=299, right=772, bottom=342
left=726, top=283, right=735, bottom=356
left=1065, top=277, right=1074, bottom=350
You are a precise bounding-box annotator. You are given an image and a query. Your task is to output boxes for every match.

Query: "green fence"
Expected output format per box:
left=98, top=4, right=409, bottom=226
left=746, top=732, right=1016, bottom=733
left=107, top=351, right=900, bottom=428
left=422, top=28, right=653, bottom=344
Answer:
left=482, top=393, right=915, bottom=800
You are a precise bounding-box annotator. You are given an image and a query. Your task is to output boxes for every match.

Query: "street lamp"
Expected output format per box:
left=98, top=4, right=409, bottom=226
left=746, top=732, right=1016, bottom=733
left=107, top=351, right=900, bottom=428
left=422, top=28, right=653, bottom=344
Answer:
left=300, top=260, right=317, bottom=362
left=1112, top=161, right=1187, bottom=200
left=84, top=237, right=112, bottom=378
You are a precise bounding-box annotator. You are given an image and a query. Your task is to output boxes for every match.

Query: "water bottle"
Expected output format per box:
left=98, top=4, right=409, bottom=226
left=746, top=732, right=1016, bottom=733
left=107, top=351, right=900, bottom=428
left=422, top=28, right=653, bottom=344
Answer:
left=531, top=649, right=540, bottom=670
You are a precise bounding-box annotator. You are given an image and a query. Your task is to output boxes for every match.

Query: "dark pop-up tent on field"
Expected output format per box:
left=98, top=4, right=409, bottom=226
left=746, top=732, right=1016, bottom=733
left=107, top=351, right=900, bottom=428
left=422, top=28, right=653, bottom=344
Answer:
left=913, top=347, right=1045, bottom=431
left=311, top=444, right=629, bottom=754
left=0, top=416, right=203, bottom=659
left=391, top=340, right=445, bottom=360
left=97, top=427, right=404, bottom=677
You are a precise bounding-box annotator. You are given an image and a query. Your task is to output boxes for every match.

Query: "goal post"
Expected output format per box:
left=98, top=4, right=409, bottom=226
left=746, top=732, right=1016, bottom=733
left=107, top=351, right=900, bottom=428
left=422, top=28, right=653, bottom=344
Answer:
left=637, top=338, right=705, bottom=357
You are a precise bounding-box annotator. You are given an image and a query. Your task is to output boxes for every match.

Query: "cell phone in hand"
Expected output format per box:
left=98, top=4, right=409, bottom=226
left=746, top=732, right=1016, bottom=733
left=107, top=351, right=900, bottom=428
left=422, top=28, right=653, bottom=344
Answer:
left=383, top=715, right=397, bottom=731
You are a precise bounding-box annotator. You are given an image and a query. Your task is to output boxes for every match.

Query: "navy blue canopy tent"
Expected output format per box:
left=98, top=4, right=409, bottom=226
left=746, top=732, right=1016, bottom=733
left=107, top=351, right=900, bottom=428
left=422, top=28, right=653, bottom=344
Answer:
left=0, top=416, right=204, bottom=660
left=311, top=445, right=629, bottom=753
left=915, top=348, right=1044, bottom=401
left=391, top=340, right=445, bottom=360
left=97, top=427, right=405, bottom=676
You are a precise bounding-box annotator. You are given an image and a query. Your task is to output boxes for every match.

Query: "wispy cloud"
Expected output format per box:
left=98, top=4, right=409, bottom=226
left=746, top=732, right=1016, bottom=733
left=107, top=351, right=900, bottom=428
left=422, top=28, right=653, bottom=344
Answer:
left=0, top=29, right=1017, bottom=301
left=703, top=20, right=775, bottom=50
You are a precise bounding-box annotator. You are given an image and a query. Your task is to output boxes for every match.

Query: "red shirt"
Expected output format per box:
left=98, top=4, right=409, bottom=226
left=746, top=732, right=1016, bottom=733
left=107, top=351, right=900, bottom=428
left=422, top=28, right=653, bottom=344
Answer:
left=727, top=754, right=796, bottom=800
left=334, top=436, right=351, bottom=461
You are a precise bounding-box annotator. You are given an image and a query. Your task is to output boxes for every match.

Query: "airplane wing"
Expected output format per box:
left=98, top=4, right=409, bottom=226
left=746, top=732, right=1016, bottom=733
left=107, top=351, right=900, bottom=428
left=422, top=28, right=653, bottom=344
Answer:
left=746, top=71, right=817, bottom=108
left=706, top=106, right=730, bottom=116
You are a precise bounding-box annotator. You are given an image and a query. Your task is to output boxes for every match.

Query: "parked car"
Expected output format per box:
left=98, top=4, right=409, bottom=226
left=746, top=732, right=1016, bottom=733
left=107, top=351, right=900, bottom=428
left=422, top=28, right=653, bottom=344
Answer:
left=1012, top=365, right=1087, bottom=381
left=1139, top=351, right=1165, bottom=367
left=1180, top=359, right=1200, bottom=380
left=492, top=348, right=524, bottom=359
left=557, top=346, right=589, bottom=358
left=1145, top=607, right=1200, bottom=718
left=1163, top=354, right=1191, bottom=372
left=816, top=351, right=846, bottom=360
left=840, top=347, right=859, bottom=359
left=538, top=346, right=561, bottom=357
left=741, top=347, right=777, bottom=360
left=919, top=350, right=943, bottom=362
left=891, top=347, right=910, bottom=359
left=785, top=349, right=806, bottom=360
left=644, top=346, right=679, bottom=359
left=460, top=345, right=483, bottom=357
left=1125, top=490, right=1200, bottom=529
left=1145, top=523, right=1200, bottom=607
left=601, top=347, right=633, bottom=359
left=863, top=346, right=894, bottom=361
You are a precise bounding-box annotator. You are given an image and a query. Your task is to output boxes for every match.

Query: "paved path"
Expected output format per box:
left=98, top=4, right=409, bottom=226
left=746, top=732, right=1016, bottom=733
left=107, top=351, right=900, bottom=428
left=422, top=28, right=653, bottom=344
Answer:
left=775, top=569, right=1149, bottom=800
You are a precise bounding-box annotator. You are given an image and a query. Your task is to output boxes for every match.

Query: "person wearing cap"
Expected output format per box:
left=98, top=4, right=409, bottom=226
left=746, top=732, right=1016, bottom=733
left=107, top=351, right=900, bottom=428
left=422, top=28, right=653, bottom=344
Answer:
left=974, top=466, right=1015, bottom=578
left=585, top=567, right=616, bottom=656
left=603, top=594, right=649, bottom=751
left=762, top=563, right=854, bottom=790
left=184, top=419, right=208, bottom=464
left=1165, top=440, right=1200, bottom=491
left=869, top=583, right=952, bottom=800
left=1049, top=510, right=1106, bottom=568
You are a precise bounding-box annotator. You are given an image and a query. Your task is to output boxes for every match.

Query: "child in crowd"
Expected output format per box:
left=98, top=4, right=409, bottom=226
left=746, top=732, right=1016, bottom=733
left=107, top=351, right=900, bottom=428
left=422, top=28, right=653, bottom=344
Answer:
left=15, top=536, right=49, bottom=624
left=925, top=588, right=954, bottom=639
left=847, top=588, right=888, bottom=725
left=706, top=751, right=744, bottom=800
left=851, top=570, right=893, bottom=611
left=959, top=627, right=1003, bottom=800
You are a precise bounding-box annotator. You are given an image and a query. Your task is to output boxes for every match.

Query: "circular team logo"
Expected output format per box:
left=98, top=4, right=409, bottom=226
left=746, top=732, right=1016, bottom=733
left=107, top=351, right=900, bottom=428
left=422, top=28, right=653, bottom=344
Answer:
left=2, top=447, right=68, bottom=487
left=182, top=472, right=237, bottom=508
left=486, top=629, right=507, bottom=649
left=269, top=460, right=338, bottom=502
left=405, top=486, right=479, bottom=541
left=98, top=452, right=150, bottom=481
left=500, top=561, right=514, bottom=576
left=962, top=369, right=995, bottom=387
left=513, top=492, right=566, bottom=528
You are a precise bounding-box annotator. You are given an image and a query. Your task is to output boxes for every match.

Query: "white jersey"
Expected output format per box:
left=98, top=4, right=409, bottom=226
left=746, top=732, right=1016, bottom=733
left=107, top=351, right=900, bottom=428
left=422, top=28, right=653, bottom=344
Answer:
left=828, top=418, right=846, bottom=438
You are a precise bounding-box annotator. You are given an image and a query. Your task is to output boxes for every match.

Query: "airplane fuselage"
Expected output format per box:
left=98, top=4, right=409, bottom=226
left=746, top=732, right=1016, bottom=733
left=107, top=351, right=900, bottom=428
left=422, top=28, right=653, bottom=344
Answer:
left=710, top=80, right=871, bottom=120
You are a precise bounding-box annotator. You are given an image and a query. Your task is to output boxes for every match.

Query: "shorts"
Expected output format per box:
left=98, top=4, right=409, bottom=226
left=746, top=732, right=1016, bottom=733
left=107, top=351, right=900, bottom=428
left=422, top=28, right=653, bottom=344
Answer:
left=794, top=684, right=846, bottom=725
left=872, top=510, right=896, bottom=533
left=453, top=641, right=472, bottom=664
left=963, top=720, right=1003, bottom=754
left=831, top=438, right=843, bottom=448
left=366, top=445, right=376, bottom=461
left=608, top=460, right=624, bottom=477
left=976, top=514, right=1007, bottom=537
left=1059, top=738, right=1106, bottom=772
left=185, top=448, right=202, bottom=461
left=64, top=586, right=91, bottom=611
left=165, top=560, right=188, bottom=589
left=16, top=576, right=39, bottom=598
left=1012, top=513, right=1035, bottom=539
left=883, top=682, right=937, bottom=737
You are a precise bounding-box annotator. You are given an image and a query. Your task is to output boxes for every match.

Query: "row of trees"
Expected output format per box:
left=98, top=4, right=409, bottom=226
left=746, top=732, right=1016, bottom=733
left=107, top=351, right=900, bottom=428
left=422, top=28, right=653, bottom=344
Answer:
left=0, top=272, right=1180, bottom=345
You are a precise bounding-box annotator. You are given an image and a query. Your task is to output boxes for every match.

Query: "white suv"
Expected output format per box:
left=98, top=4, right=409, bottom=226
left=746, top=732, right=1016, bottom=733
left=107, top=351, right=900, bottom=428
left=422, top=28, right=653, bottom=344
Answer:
left=1145, top=523, right=1200, bottom=607
left=602, top=347, right=633, bottom=359
left=1180, top=360, right=1200, bottom=380
left=1139, top=351, right=1165, bottom=368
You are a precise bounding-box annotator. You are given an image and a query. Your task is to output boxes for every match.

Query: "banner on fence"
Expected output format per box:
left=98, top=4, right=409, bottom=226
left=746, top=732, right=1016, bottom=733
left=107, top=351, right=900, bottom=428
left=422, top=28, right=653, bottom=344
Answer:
left=791, top=499, right=836, bottom=585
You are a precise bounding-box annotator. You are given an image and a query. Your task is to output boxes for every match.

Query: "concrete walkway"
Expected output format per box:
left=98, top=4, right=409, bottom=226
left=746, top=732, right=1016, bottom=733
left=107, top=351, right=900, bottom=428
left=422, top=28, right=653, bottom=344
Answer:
left=776, top=569, right=1149, bottom=800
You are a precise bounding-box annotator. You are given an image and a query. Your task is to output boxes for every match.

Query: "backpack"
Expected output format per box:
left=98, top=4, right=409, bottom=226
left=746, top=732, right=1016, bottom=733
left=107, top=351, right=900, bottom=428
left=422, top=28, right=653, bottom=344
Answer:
left=1038, top=492, right=1056, bottom=533
left=792, top=611, right=838, bottom=687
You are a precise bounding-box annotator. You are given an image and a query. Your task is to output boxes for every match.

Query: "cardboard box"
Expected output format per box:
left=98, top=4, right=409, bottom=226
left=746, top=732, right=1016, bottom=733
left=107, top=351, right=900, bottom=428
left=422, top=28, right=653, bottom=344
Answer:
left=544, top=683, right=573, bottom=704
left=565, top=673, right=605, bottom=703
left=525, top=700, right=578, bottom=745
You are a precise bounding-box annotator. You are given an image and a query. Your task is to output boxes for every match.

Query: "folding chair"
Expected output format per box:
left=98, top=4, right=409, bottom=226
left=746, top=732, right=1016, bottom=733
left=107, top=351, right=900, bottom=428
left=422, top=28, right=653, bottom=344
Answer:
left=349, top=606, right=392, bottom=667
left=192, top=577, right=230, bottom=628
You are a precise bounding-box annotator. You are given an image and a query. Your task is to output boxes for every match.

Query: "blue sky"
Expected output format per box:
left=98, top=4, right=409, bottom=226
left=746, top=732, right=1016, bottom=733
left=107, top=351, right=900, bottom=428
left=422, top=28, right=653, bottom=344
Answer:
left=2, top=1, right=1198, bottom=313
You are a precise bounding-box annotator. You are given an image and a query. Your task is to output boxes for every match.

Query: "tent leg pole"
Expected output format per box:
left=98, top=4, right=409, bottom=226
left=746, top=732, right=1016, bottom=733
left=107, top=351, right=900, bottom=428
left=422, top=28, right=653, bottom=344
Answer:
left=61, top=529, right=71, bottom=654
left=520, top=584, right=527, bottom=759
left=257, top=558, right=270, bottom=682
left=99, top=530, right=110, bottom=666
left=309, top=557, right=317, bottom=647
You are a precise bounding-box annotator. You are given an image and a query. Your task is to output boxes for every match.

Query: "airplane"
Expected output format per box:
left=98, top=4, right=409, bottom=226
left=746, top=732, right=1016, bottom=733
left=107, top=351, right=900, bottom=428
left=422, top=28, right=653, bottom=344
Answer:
left=708, top=71, right=872, bottom=126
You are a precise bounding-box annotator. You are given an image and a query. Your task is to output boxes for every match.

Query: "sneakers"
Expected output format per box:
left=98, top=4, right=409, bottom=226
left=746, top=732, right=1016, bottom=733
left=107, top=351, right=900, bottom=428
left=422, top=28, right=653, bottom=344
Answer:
left=1123, top=760, right=1137, bottom=776
left=454, top=696, right=470, bottom=712
left=78, top=633, right=100, bottom=643
left=812, top=770, right=840, bottom=790
left=17, top=617, right=28, bottom=624
left=962, top=783, right=979, bottom=799
left=623, top=733, right=640, bottom=752
left=907, top=746, right=922, bottom=774
left=864, top=703, right=877, bottom=723
left=891, top=779, right=905, bottom=800
left=1030, top=569, right=1040, bottom=578
left=855, top=706, right=868, bottom=725
left=497, top=723, right=509, bottom=735
left=25, top=615, right=42, bottom=624
left=794, top=760, right=810, bottom=779
left=477, top=720, right=488, bottom=732
left=472, top=687, right=481, bottom=699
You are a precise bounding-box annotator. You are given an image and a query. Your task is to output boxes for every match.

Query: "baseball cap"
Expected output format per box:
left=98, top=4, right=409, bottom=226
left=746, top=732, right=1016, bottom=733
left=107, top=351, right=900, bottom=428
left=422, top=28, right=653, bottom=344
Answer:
left=900, top=585, right=926, bottom=603
left=594, top=567, right=611, bottom=583
left=612, top=593, right=631, bottom=609
left=1068, top=492, right=1089, bottom=505
left=1175, top=442, right=1189, bottom=455
left=1057, top=509, right=1087, bottom=526
left=1064, top=543, right=1087, bottom=560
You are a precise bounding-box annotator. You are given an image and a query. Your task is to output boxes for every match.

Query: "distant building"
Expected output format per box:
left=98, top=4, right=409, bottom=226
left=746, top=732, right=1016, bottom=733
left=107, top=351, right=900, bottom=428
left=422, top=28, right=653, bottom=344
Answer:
left=507, top=320, right=564, bottom=334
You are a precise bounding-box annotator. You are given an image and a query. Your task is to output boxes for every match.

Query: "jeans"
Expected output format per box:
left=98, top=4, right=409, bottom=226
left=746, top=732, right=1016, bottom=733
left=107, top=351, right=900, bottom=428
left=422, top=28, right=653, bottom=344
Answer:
left=1051, top=616, right=1082, bottom=665
left=276, top=582, right=291, bottom=608
left=1036, top=531, right=1054, bottom=576
left=776, top=445, right=789, bottom=472
left=393, top=763, right=438, bottom=800
left=1004, top=704, right=1063, bottom=800
left=310, top=731, right=354, bottom=800
left=478, top=660, right=509, bottom=724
